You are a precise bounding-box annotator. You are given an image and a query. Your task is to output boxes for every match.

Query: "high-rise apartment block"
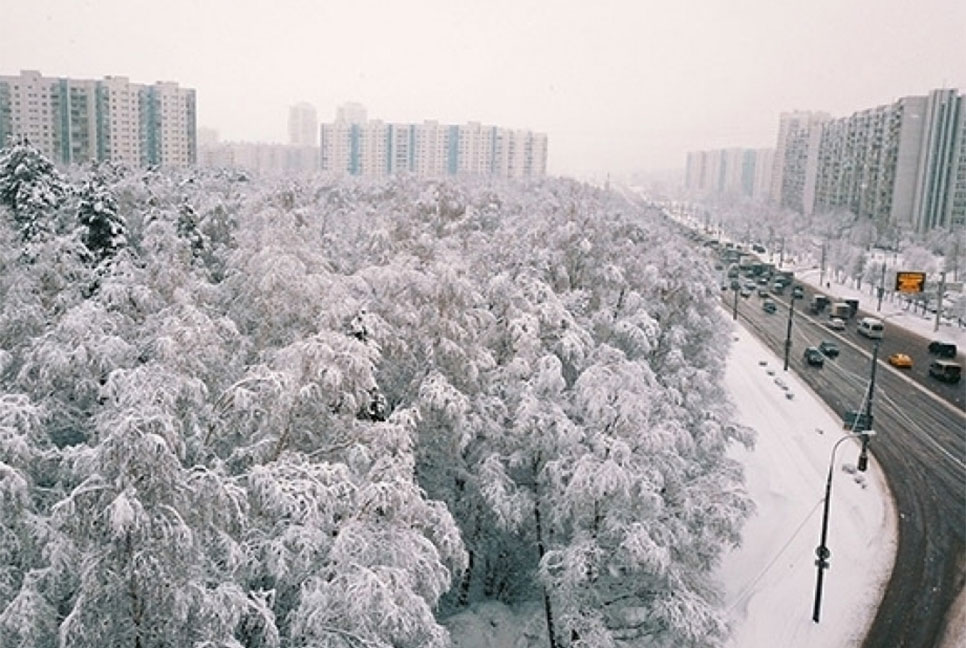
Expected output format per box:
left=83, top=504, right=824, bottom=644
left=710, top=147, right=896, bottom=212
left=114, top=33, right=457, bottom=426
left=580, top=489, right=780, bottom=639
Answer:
left=0, top=70, right=196, bottom=167
left=288, top=102, right=318, bottom=146
left=770, top=111, right=830, bottom=214
left=771, top=90, right=964, bottom=232
left=320, top=104, right=548, bottom=179
left=685, top=148, right=774, bottom=201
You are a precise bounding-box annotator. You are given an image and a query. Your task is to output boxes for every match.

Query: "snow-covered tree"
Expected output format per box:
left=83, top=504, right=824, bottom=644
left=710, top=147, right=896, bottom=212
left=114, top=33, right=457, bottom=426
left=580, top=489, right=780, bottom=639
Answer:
left=77, top=175, right=127, bottom=262
left=0, top=138, right=68, bottom=241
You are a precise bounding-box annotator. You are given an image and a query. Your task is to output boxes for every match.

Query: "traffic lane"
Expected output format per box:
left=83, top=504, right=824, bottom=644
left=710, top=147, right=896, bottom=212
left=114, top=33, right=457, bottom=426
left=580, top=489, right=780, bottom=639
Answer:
left=837, top=321, right=965, bottom=410
left=728, top=291, right=966, bottom=648
left=792, top=283, right=965, bottom=410
left=750, top=295, right=966, bottom=484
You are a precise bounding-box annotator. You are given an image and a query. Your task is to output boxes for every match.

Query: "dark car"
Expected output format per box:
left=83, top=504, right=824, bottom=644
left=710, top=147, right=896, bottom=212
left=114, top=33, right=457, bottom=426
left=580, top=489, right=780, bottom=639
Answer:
left=762, top=299, right=777, bottom=314
left=929, top=360, right=962, bottom=383
left=818, top=341, right=839, bottom=358
left=803, top=347, right=825, bottom=367
left=791, top=285, right=804, bottom=299
left=928, top=341, right=958, bottom=358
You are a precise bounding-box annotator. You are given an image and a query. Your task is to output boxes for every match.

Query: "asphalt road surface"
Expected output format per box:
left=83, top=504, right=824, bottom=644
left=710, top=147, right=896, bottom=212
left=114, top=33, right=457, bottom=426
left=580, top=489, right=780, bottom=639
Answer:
left=723, top=285, right=966, bottom=648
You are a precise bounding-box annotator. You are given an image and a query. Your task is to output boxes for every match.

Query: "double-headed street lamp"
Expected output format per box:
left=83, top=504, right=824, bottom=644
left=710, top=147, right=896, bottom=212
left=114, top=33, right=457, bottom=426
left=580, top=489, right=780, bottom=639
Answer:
left=812, top=429, right=875, bottom=623
left=812, top=338, right=881, bottom=623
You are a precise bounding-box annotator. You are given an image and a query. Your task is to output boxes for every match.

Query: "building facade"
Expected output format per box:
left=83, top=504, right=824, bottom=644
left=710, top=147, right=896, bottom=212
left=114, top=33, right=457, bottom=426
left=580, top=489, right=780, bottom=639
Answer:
left=288, top=102, right=318, bottom=146
left=0, top=70, right=196, bottom=167
left=769, top=111, right=830, bottom=214
left=685, top=147, right=773, bottom=201
left=319, top=104, right=548, bottom=179
left=198, top=141, right=318, bottom=175
left=772, top=90, right=965, bottom=232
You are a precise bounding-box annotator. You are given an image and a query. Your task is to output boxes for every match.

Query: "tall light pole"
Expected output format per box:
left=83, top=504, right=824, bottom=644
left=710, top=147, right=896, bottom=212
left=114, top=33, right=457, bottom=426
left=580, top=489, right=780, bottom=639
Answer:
left=813, top=341, right=879, bottom=622
left=783, top=289, right=802, bottom=371
left=812, top=430, right=874, bottom=623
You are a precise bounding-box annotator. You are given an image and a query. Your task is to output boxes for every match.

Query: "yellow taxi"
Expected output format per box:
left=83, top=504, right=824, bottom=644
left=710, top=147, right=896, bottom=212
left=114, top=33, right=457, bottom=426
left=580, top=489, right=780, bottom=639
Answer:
left=888, top=352, right=913, bottom=369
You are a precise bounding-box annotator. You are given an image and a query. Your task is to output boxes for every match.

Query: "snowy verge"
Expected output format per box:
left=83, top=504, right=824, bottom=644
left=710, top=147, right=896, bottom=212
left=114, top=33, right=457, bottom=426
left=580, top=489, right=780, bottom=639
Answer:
left=716, top=323, right=897, bottom=647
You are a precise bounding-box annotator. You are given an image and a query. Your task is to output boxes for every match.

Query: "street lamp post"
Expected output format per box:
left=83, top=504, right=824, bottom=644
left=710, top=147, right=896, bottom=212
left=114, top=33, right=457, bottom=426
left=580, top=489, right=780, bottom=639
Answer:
left=812, top=430, right=875, bottom=623
left=783, top=289, right=802, bottom=371
left=732, top=284, right=739, bottom=321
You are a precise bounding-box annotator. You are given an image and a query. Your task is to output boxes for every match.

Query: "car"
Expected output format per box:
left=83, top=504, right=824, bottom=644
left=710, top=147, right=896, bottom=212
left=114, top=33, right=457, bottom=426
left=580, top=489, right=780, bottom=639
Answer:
left=826, top=317, right=846, bottom=331
left=888, top=353, right=913, bottom=369
left=928, top=341, right=957, bottom=358
left=929, top=359, right=962, bottom=383
left=740, top=287, right=752, bottom=298
left=791, top=286, right=804, bottom=299
left=762, top=299, right=777, bottom=314
left=818, top=341, right=840, bottom=358
left=803, top=347, right=825, bottom=367
left=757, top=288, right=769, bottom=298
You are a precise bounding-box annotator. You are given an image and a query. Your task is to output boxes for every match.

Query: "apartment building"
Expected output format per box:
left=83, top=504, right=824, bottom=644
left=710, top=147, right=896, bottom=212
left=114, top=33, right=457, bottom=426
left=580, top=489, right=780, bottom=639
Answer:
left=288, top=102, right=318, bottom=146
left=685, top=147, right=773, bottom=201
left=771, top=90, right=964, bottom=232
left=770, top=111, right=830, bottom=214
left=319, top=104, right=548, bottom=179
left=198, top=141, right=318, bottom=175
left=0, top=70, right=196, bottom=167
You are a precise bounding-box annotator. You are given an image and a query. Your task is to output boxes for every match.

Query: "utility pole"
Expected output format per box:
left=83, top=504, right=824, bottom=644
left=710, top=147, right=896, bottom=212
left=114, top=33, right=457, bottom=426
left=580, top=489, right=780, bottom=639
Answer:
left=783, top=294, right=796, bottom=371
left=813, top=344, right=876, bottom=623
left=934, top=271, right=946, bottom=332
left=859, top=341, right=878, bottom=471
left=876, top=262, right=887, bottom=312
left=819, top=239, right=827, bottom=288
left=732, top=285, right=739, bottom=321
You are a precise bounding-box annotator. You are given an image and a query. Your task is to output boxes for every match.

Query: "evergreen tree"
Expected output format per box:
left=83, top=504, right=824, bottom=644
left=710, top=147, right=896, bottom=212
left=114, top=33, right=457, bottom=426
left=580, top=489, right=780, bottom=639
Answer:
left=0, top=137, right=68, bottom=241
left=77, top=176, right=127, bottom=262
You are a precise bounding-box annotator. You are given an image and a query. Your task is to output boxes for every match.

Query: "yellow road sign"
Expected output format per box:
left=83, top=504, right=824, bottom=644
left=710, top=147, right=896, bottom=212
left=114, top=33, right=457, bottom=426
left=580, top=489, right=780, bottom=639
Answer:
left=894, top=271, right=926, bottom=293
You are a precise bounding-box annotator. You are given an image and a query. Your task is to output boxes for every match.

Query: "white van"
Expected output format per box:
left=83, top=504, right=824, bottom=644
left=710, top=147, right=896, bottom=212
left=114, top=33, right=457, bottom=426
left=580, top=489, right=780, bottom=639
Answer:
left=857, top=317, right=884, bottom=339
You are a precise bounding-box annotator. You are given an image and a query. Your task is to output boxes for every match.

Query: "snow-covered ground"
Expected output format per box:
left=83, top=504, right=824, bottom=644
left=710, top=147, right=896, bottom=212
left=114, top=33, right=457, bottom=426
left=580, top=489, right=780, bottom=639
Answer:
left=447, top=316, right=899, bottom=647
left=716, top=323, right=896, bottom=647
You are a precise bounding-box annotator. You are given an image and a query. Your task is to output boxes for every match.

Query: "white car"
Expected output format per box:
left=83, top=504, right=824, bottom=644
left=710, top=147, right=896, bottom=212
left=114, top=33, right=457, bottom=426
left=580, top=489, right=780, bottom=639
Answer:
left=827, top=317, right=846, bottom=331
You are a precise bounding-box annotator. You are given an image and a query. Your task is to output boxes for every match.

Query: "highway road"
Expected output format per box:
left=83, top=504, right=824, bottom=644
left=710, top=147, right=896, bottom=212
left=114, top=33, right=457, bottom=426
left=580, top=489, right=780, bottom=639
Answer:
left=723, top=283, right=966, bottom=648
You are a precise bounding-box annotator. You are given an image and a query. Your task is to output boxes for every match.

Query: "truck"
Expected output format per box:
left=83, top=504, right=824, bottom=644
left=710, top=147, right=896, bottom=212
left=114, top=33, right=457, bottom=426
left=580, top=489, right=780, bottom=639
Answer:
left=809, top=294, right=830, bottom=314
left=829, top=302, right=851, bottom=319
left=844, top=298, right=860, bottom=318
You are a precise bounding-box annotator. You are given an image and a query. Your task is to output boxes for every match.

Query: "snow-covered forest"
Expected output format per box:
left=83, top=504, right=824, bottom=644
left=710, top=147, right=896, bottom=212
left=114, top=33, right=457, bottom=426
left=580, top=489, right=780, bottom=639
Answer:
left=0, top=140, right=754, bottom=648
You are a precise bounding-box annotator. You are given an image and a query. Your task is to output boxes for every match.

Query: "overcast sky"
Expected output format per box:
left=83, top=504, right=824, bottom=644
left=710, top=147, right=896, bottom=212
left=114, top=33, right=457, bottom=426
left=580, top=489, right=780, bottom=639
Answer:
left=3, top=0, right=964, bottom=177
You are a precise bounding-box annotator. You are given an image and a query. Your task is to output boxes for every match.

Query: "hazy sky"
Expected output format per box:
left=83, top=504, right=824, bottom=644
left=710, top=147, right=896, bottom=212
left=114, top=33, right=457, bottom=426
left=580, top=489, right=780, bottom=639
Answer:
left=3, top=0, right=964, bottom=177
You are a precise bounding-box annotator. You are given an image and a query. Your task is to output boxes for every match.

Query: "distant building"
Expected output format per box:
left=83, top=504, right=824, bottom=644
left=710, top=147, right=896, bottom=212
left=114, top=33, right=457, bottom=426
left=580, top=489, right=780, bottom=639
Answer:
left=320, top=103, right=548, bottom=179
left=685, top=147, right=773, bottom=201
left=198, top=141, right=318, bottom=175
left=336, top=102, right=367, bottom=126
left=0, top=70, right=196, bottom=167
left=197, top=127, right=220, bottom=147
left=288, top=102, right=318, bottom=146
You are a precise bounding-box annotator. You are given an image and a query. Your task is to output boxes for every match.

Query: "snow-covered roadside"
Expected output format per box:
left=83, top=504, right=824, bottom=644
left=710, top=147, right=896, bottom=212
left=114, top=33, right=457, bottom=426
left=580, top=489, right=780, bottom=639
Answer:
left=716, top=324, right=897, bottom=647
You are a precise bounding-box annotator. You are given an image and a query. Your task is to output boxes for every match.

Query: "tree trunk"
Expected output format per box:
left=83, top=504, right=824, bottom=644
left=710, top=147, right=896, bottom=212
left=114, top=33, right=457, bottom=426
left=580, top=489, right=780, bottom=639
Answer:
left=534, top=500, right=558, bottom=648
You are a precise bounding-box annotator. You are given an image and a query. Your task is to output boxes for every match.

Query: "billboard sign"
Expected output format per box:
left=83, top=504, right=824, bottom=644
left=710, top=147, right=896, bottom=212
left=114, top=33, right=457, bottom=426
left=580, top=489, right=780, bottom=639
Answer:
left=895, top=271, right=926, bottom=293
